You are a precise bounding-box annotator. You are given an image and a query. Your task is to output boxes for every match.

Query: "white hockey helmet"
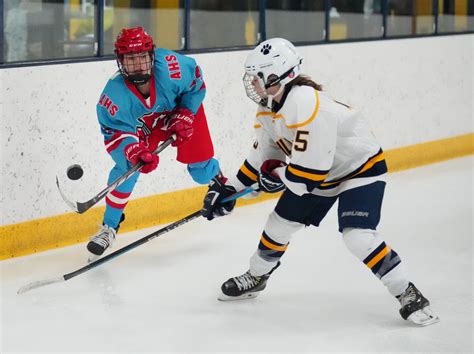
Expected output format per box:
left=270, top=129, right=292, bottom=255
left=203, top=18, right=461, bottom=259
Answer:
left=243, top=38, right=303, bottom=106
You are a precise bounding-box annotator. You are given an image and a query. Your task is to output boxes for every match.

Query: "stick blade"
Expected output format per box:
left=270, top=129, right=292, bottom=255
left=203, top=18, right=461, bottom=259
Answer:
left=56, top=176, right=81, bottom=213
left=17, top=276, right=65, bottom=295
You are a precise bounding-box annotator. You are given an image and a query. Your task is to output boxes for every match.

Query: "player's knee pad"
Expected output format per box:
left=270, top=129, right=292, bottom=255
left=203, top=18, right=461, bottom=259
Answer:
left=342, top=227, right=382, bottom=260
left=264, top=211, right=303, bottom=245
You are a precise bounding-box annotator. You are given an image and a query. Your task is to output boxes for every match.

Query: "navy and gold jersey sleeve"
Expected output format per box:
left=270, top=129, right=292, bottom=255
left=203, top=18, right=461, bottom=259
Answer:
left=228, top=116, right=286, bottom=191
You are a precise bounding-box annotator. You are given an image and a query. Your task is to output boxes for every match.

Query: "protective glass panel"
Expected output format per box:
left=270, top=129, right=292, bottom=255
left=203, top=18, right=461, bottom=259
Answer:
left=329, top=0, right=383, bottom=40
left=266, top=0, right=326, bottom=42
left=105, top=0, right=185, bottom=55
left=386, top=0, right=435, bottom=36
left=3, top=0, right=97, bottom=63
left=189, top=0, right=259, bottom=49
left=438, top=0, right=474, bottom=32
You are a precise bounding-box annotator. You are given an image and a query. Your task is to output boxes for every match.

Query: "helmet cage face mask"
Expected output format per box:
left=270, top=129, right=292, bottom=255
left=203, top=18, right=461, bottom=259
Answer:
left=243, top=73, right=265, bottom=106
left=114, top=27, right=155, bottom=85
left=243, top=67, right=298, bottom=107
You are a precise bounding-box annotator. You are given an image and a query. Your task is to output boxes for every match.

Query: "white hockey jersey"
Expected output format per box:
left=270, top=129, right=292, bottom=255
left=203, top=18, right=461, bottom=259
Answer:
left=231, top=85, right=387, bottom=197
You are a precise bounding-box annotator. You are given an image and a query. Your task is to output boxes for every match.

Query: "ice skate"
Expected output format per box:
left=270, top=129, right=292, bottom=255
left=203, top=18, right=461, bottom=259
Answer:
left=397, top=282, right=439, bottom=326
left=218, top=262, right=280, bottom=301
left=87, top=224, right=117, bottom=260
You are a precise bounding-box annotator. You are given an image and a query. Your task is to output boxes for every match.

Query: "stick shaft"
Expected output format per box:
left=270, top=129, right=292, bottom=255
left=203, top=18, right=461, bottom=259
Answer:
left=65, top=185, right=257, bottom=280
left=18, top=183, right=257, bottom=294
left=58, top=136, right=174, bottom=214
left=64, top=210, right=202, bottom=280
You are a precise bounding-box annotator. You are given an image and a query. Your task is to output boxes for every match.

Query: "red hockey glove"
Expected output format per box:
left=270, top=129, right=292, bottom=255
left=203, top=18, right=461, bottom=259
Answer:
left=124, top=142, right=159, bottom=174
left=167, top=107, right=195, bottom=147
left=258, top=159, right=286, bottom=193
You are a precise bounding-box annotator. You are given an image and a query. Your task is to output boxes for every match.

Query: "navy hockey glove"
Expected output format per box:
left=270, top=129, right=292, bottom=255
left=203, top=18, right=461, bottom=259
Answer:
left=202, top=177, right=237, bottom=221
left=258, top=159, right=286, bottom=193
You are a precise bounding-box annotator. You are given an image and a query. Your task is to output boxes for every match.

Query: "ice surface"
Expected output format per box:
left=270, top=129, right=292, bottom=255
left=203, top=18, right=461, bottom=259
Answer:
left=1, top=156, right=472, bottom=353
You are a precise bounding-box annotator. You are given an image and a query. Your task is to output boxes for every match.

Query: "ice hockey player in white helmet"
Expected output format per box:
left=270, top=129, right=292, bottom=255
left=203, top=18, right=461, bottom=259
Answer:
left=242, top=38, right=303, bottom=110
left=201, top=37, right=439, bottom=326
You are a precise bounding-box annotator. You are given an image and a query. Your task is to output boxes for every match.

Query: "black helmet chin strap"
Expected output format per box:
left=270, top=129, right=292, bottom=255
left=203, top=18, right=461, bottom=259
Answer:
left=264, top=66, right=295, bottom=89
left=116, top=50, right=154, bottom=86
left=125, top=73, right=151, bottom=85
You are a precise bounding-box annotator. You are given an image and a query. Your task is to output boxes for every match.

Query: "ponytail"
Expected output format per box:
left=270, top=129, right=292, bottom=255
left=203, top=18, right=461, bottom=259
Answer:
left=287, top=75, right=323, bottom=91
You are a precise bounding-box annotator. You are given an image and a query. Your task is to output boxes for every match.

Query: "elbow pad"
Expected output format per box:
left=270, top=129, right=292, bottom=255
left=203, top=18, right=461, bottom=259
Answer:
left=187, top=158, right=220, bottom=184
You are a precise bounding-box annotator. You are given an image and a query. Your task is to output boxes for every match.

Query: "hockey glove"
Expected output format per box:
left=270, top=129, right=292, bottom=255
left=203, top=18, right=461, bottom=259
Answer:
left=124, top=142, right=159, bottom=174
left=258, top=159, right=286, bottom=193
left=167, top=107, right=195, bottom=147
left=202, top=177, right=237, bottom=221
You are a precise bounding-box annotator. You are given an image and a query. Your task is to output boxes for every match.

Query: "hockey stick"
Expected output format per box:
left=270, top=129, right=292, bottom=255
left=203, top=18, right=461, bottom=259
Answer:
left=17, top=184, right=257, bottom=295
left=56, top=135, right=176, bottom=214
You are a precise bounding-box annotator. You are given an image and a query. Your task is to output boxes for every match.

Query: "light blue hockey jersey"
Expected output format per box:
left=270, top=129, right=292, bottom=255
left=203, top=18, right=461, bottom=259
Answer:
left=96, top=48, right=206, bottom=168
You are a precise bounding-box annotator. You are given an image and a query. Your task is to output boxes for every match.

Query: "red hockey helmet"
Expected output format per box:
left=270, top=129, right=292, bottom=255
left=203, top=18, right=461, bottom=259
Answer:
left=114, top=27, right=154, bottom=55
left=114, top=27, right=155, bottom=85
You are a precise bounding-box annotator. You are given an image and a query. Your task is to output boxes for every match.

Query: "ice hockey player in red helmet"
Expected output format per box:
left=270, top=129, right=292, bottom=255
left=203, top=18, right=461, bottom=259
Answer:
left=87, top=27, right=220, bottom=259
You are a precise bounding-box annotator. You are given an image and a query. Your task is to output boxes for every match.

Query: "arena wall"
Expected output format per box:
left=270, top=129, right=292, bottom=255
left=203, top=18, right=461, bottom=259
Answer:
left=0, top=34, right=472, bottom=259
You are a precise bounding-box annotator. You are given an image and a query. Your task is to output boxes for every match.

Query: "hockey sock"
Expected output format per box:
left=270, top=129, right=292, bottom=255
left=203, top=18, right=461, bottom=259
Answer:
left=342, top=227, right=409, bottom=296
left=103, top=189, right=131, bottom=229
left=250, top=211, right=302, bottom=276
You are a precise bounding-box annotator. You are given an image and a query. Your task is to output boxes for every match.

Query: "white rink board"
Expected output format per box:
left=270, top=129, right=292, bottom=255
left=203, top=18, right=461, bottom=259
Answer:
left=0, top=34, right=472, bottom=225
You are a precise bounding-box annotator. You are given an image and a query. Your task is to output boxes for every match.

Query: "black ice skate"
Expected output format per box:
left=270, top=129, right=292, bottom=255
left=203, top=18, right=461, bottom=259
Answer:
left=397, top=282, right=439, bottom=326
left=87, top=224, right=117, bottom=259
left=218, top=262, right=280, bottom=301
left=87, top=214, right=124, bottom=261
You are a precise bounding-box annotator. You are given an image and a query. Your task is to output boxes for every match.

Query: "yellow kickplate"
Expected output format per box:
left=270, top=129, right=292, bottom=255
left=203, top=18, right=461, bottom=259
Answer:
left=1, top=133, right=472, bottom=260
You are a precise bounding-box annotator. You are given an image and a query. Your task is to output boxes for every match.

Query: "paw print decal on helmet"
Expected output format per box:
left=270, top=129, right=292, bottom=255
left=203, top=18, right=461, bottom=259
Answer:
left=261, top=44, right=272, bottom=55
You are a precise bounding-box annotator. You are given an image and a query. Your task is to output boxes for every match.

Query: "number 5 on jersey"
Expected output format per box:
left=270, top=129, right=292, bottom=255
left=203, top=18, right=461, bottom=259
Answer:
left=294, top=130, right=309, bottom=152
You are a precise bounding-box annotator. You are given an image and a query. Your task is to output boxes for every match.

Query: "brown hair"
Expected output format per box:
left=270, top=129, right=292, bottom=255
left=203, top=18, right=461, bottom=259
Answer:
left=287, top=75, right=323, bottom=91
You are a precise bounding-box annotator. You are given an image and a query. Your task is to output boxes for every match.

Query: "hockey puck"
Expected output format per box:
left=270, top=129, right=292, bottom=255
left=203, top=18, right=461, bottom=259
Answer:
left=66, top=164, right=84, bottom=180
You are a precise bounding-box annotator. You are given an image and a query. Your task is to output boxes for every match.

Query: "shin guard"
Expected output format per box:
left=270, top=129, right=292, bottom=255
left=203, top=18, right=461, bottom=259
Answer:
left=342, top=228, right=408, bottom=296
left=250, top=211, right=302, bottom=276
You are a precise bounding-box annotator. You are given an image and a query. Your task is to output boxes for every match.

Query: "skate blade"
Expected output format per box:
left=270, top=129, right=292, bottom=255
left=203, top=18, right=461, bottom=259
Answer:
left=218, top=292, right=260, bottom=301
left=407, top=306, right=440, bottom=326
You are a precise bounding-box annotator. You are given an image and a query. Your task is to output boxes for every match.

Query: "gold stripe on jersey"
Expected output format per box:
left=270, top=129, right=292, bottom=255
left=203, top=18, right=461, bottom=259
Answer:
left=286, top=90, right=320, bottom=129
left=254, top=124, right=262, bottom=129
left=240, top=163, right=258, bottom=182
left=287, top=164, right=329, bottom=182
left=276, top=138, right=292, bottom=156
left=320, top=150, right=386, bottom=187
left=260, top=234, right=288, bottom=252
left=357, top=152, right=385, bottom=175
